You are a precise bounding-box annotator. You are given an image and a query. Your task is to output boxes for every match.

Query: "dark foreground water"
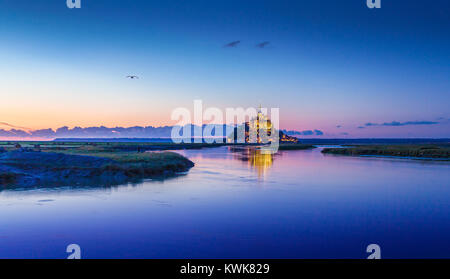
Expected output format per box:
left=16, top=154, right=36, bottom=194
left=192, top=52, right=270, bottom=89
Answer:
left=0, top=147, right=449, bottom=259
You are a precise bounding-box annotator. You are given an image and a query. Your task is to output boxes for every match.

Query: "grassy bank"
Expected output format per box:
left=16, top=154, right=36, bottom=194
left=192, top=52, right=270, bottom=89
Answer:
left=0, top=145, right=195, bottom=187
left=0, top=141, right=231, bottom=153
left=322, top=144, right=450, bottom=159
left=93, top=151, right=195, bottom=177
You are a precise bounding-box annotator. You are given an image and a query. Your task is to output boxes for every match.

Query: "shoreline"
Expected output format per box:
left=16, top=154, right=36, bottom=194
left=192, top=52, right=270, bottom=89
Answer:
left=0, top=149, right=195, bottom=188
left=321, top=144, right=450, bottom=161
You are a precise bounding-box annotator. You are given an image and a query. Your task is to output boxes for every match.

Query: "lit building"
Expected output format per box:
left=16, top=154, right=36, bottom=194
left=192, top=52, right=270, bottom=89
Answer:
left=228, top=106, right=299, bottom=144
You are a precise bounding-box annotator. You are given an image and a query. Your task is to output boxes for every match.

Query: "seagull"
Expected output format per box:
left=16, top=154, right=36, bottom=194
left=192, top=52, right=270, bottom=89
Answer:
left=126, top=75, right=139, bottom=79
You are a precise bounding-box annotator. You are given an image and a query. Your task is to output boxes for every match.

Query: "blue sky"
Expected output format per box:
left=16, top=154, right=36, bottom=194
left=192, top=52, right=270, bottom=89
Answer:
left=0, top=0, right=449, bottom=137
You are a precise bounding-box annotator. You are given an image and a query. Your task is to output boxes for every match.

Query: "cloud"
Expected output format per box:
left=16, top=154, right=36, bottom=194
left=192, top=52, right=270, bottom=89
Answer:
left=364, top=120, right=439, bottom=127
left=256, top=41, right=270, bottom=48
left=283, top=129, right=324, bottom=136
left=0, top=125, right=238, bottom=139
left=32, top=128, right=56, bottom=138
left=358, top=126, right=365, bottom=129
left=224, top=41, right=241, bottom=48
left=0, top=122, right=32, bottom=132
left=9, top=129, right=31, bottom=137
left=336, top=125, right=342, bottom=128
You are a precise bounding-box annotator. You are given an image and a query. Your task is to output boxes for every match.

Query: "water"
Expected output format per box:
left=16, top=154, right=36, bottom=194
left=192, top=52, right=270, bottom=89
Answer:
left=0, top=146, right=449, bottom=259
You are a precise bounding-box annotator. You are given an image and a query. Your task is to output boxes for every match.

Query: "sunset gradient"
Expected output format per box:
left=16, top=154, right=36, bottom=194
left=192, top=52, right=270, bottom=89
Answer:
left=0, top=0, right=449, bottom=138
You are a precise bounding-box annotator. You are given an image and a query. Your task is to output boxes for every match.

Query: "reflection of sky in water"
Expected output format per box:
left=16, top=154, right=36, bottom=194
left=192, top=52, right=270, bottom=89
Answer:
left=0, top=147, right=449, bottom=258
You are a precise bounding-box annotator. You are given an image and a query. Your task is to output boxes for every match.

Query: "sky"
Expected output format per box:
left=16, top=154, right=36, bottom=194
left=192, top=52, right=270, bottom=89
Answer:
left=0, top=0, right=449, bottom=138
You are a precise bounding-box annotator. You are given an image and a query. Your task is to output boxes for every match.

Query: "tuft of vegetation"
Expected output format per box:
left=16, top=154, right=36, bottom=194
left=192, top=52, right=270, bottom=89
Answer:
left=97, top=151, right=195, bottom=176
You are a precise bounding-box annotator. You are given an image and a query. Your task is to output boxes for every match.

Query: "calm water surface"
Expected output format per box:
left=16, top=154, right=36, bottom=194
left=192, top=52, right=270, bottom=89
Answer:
left=0, top=147, right=449, bottom=258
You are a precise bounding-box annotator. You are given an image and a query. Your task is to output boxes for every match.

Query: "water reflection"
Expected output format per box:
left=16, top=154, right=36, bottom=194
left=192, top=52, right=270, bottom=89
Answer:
left=1, top=146, right=450, bottom=258
left=0, top=173, right=188, bottom=193
left=229, top=146, right=275, bottom=180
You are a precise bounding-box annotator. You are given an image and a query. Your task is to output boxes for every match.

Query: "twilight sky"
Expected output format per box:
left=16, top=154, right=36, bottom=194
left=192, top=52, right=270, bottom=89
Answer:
left=0, top=0, right=449, bottom=138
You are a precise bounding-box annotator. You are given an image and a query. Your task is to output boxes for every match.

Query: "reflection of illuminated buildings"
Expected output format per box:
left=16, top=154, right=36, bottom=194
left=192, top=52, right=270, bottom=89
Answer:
left=250, top=149, right=273, bottom=179
left=230, top=147, right=274, bottom=180
left=228, top=106, right=299, bottom=144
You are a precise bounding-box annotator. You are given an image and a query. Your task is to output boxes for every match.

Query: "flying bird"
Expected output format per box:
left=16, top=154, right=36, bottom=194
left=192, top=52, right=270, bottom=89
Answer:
left=224, top=40, right=241, bottom=48
left=256, top=41, right=270, bottom=48
left=126, top=75, right=139, bottom=79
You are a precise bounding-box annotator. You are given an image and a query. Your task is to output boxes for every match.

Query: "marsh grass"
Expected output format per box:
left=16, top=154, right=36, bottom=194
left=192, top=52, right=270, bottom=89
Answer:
left=0, top=142, right=195, bottom=187
left=322, top=144, right=450, bottom=159
left=96, top=152, right=195, bottom=175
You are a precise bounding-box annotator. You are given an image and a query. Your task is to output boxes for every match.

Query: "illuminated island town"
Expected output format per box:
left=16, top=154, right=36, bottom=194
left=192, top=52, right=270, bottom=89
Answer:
left=228, top=107, right=299, bottom=144
left=226, top=107, right=300, bottom=179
